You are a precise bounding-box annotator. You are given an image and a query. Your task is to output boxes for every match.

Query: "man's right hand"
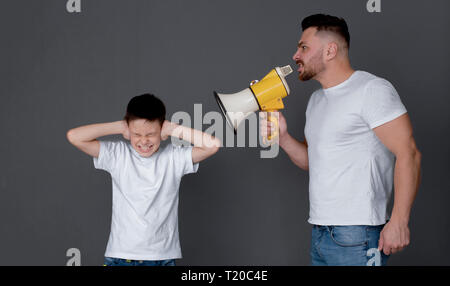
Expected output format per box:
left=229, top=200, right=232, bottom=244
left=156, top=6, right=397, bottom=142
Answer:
left=260, top=111, right=309, bottom=170
left=277, top=111, right=288, bottom=140
left=259, top=111, right=288, bottom=141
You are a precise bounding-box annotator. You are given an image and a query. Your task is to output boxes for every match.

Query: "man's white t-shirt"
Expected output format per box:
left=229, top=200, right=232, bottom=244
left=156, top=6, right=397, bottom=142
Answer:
left=304, top=71, right=407, bottom=226
left=93, top=141, right=199, bottom=260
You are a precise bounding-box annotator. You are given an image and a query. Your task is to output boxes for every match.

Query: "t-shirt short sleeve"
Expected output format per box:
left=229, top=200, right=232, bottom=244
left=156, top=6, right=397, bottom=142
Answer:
left=93, top=140, right=122, bottom=173
left=171, top=144, right=199, bottom=176
left=361, top=78, right=407, bottom=129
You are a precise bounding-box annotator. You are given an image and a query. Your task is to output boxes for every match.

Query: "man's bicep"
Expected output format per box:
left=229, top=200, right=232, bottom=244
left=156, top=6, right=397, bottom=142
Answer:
left=373, top=113, right=417, bottom=156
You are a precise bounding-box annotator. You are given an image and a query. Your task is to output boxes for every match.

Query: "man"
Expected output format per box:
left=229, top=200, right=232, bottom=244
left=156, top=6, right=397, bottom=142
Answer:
left=260, top=14, right=421, bottom=266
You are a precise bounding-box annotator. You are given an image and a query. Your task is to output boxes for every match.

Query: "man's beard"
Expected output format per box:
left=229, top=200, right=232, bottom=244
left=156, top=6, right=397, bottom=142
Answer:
left=299, top=48, right=325, bottom=81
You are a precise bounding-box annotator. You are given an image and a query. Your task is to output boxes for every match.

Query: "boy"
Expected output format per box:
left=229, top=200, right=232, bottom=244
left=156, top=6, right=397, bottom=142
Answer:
left=67, top=93, right=220, bottom=266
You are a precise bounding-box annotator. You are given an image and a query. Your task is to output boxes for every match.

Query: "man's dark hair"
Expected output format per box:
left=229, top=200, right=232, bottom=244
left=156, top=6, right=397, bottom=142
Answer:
left=124, top=93, right=166, bottom=125
left=301, top=14, right=350, bottom=49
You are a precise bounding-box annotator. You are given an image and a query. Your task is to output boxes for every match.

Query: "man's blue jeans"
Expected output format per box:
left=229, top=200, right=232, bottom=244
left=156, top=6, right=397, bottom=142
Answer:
left=103, top=257, right=176, bottom=266
left=310, top=224, right=390, bottom=266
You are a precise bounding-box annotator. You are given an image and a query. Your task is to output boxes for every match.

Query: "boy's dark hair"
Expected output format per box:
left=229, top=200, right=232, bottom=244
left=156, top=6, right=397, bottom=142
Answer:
left=124, top=93, right=166, bottom=125
left=301, top=14, right=350, bottom=49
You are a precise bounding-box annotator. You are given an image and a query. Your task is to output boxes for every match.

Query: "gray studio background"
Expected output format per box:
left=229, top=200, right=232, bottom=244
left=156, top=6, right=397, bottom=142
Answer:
left=1, top=0, right=449, bottom=265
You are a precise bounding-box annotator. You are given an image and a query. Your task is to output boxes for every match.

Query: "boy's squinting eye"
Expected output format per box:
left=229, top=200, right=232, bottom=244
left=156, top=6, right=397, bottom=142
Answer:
left=133, top=133, right=157, bottom=137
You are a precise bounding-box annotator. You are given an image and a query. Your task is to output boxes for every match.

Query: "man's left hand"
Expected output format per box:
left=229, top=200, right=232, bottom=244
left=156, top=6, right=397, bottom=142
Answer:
left=378, top=219, right=410, bottom=255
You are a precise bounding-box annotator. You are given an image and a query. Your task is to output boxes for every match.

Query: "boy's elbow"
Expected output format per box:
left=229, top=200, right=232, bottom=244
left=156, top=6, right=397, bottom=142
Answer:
left=298, top=161, right=309, bottom=171
left=66, top=129, right=78, bottom=145
left=205, top=138, right=221, bottom=156
left=303, top=163, right=309, bottom=171
left=211, top=145, right=220, bottom=155
left=212, top=138, right=221, bottom=154
left=209, top=140, right=220, bottom=155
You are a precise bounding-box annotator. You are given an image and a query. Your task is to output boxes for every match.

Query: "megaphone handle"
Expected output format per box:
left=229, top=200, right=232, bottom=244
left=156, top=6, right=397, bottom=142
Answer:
left=263, top=110, right=279, bottom=145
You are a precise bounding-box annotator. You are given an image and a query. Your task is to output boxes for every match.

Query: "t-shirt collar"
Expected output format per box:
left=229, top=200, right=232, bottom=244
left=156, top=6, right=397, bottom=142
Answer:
left=322, top=70, right=359, bottom=94
left=128, top=141, right=163, bottom=162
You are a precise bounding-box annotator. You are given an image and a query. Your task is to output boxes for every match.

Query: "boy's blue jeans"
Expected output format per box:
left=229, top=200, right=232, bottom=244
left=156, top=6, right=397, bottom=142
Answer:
left=103, top=257, right=176, bottom=266
left=311, top=224, right=390, bottom=266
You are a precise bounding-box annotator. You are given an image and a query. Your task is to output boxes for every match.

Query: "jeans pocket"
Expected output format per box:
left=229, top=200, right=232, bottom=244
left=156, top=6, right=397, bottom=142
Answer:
left=329, top=226, right=368, bottom=247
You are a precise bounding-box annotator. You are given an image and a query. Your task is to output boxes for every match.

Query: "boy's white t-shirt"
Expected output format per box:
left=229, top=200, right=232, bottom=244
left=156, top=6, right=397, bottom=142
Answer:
left=305, top=71, right=407, bottom=226
left=93, top=141, right=199, bottom=260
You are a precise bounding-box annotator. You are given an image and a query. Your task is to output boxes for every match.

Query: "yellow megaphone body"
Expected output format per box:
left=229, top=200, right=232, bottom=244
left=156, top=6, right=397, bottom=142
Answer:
left=214, top=65, right=293, bottom=143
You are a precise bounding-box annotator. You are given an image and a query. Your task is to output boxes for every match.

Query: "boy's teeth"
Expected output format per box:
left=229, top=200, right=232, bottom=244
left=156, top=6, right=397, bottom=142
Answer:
left=140, top=145, right=152, bottom=150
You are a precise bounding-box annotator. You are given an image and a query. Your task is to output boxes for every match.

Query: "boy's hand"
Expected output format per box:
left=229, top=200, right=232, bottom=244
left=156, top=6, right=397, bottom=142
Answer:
left=121, top=120, right=130, bottom=140
left=161, top=120, right=176, bottom=141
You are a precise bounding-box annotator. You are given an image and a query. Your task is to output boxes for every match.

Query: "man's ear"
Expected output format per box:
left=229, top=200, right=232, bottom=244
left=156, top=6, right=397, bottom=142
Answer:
left=325, top=42, right=338, bottom=61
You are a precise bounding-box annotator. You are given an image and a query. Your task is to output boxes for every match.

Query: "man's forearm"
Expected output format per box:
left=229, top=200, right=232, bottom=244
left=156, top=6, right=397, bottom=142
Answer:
left=279, top=133, right=309, bottom=171
left=390, top=150, right=422, bottom=224
left=67, top=121, right=124, bottom=143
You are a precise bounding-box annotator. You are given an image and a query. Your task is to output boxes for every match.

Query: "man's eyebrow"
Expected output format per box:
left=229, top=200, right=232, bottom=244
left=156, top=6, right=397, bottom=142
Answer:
left=297, top=41, right=306, bottom=47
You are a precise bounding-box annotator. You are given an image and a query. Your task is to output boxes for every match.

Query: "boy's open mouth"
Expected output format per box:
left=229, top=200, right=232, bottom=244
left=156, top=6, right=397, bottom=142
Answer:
left=137, top=144, right=154, bottom=153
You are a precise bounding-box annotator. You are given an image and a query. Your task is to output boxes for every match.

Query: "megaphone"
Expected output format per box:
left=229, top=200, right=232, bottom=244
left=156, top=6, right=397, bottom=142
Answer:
left=214, top=65, right=293, bottom=143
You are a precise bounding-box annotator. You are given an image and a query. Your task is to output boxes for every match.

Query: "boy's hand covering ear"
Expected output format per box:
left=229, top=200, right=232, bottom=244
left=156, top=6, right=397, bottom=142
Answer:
left=161, top=120, right=175, bottom=141
left=122, top=120, right=130, bottom=140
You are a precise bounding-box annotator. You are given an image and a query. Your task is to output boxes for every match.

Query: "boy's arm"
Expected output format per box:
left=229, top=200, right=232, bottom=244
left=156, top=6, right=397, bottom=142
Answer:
left=67, top=121, right=128, bottom=158
left=162, top=121, right=220, bottom=164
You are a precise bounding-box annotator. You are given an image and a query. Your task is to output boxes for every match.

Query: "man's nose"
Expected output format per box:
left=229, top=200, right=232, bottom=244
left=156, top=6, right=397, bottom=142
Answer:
left=292, top=49, right=300, bottom=61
